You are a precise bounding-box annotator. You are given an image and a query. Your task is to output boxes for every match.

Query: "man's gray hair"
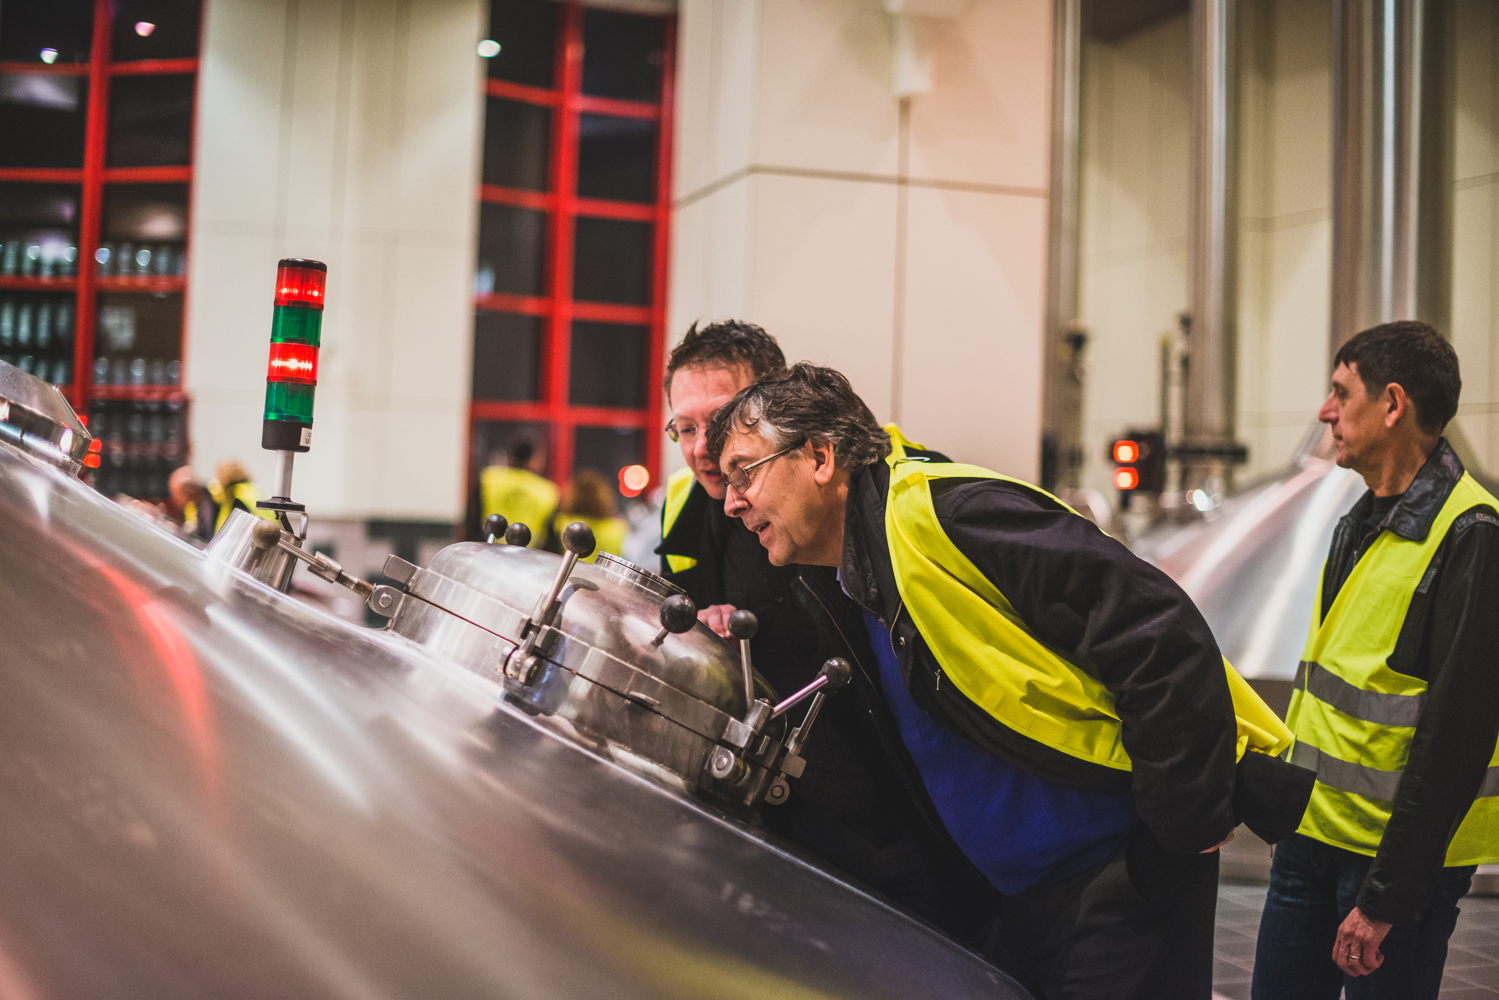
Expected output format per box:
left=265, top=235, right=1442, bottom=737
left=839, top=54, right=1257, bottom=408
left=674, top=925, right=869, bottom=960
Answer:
left=706, top=363, right=890, bottom=469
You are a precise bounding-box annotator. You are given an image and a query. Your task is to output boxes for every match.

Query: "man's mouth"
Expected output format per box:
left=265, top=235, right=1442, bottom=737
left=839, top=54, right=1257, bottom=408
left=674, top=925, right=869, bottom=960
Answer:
left=750, top=520, right=770, bottom=539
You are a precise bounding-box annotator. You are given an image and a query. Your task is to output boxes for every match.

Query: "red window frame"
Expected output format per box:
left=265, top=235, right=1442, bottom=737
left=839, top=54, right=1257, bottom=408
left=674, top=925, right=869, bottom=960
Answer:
left=467, top=1, right=675, bottom=506
left=0, top=0, right=199, bottom=417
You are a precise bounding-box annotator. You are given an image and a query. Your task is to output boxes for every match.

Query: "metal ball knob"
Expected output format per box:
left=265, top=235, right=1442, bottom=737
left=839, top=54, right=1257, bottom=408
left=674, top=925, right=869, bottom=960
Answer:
left=505, top=522, right=532, bottom=547
left=820, top=656, right=853, bottom=690
left=561, top=521, right=596, bottom=558
left=483, top=513, right=508, bottom=540
left=658, top=594, right=699, bottom=635
left=728, top=609, right=758, bottom=641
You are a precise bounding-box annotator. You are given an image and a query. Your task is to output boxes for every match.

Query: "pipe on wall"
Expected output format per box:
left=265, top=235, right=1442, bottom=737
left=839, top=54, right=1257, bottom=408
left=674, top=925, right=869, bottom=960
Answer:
left=1330, top=0, right=1453, bottom=350
left=1040, top=0, right=1085, bottom=492
left=1180, top=0, right=1242, bottom=494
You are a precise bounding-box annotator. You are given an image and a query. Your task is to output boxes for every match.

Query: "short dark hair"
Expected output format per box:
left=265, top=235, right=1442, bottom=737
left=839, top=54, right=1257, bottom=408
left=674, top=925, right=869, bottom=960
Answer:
left=1334, top=320, right=1461, bottom=434
left=663, top=320, right=785, bottom=399
left=706, top=363, right=890, bottom=470
left=508, top=439, right=536, bottom=467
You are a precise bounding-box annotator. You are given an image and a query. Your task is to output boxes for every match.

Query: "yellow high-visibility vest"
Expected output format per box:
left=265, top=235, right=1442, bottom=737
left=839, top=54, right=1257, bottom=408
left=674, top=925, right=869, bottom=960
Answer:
left=885, top=458, right=1292, bottom=771
left=1288, top=471, right=1499, bottom=865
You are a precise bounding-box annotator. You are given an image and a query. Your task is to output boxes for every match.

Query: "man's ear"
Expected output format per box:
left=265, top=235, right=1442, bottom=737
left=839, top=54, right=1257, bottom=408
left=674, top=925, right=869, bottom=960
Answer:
left=809, top=439, right=838, bottom=486
left=1384, top=382, right=1411, bottom=429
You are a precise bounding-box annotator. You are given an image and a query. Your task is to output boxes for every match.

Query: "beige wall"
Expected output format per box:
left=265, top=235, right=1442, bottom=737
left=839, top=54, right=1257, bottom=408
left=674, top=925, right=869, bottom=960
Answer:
left=671, top=0, right=1053, bottom=476
left=189, top=0, right=482, bottom=521
left=1080, top=0, right=1499, bottom=500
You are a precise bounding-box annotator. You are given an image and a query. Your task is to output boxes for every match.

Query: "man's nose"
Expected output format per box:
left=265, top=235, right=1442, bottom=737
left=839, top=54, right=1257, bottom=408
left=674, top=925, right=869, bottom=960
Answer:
left=724, top=490, right=747, bottom=517
left=1318, top=394, right=1336, bottom=424
left=691, top=433, right=710, bottom=462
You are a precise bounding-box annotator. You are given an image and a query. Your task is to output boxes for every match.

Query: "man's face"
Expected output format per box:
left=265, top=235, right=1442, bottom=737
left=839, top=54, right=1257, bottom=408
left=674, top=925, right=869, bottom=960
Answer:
left=719, top=429, right=844, bottom=566
left=666, top=364, right=752, bottom=499
left=1319, top=362, right=1390, bottom=474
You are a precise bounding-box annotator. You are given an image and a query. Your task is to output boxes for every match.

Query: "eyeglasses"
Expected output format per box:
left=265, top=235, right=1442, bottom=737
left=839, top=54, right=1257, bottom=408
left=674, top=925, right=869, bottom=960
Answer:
left=724, top=439, right=804, bottom=495
left=664, top=419, right=700, bottom=444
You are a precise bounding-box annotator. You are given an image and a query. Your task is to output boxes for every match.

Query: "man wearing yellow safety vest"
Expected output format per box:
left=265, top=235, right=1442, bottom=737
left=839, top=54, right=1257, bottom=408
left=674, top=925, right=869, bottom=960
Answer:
left=656, top=321, right=993, bottom=939
left=1251, top=321, right=1499, bottom=1000
left=708, top=363, right=1308, bottom=1000
left=479, top=439, right=559, bottom=549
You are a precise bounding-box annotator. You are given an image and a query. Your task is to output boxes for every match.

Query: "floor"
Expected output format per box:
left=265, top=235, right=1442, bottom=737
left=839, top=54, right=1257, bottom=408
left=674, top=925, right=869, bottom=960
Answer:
left=1212, top=878, right=1499, bottom=999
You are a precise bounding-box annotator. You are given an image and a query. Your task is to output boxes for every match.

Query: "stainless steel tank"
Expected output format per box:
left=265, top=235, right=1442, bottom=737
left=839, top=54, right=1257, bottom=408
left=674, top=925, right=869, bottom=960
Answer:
left=0, top=361, right=1025, bottom=998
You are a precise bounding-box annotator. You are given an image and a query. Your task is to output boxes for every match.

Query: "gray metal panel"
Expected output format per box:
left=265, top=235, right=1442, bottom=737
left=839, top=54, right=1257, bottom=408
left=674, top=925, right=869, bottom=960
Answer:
left=0, top=437, right=1023, bottom=998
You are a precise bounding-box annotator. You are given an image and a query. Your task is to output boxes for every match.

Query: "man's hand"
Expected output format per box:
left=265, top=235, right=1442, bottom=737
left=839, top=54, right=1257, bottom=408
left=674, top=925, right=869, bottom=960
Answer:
left=698, top=603, right=739, bottom=639
left=1333, top=906, right=1392, bottom=977
left=1199, top=830, right=1235, bottom=853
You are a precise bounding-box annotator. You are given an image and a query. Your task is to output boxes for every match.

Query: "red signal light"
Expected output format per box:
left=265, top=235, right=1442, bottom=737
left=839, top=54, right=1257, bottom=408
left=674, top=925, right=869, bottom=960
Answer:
left=273, top=260, right=327, bottom=309
left=1112, top=439, right=1140, bottom=464
left=1114, top=467, right=1140, bottom=491
left=267, top=341, right=319, bottom=385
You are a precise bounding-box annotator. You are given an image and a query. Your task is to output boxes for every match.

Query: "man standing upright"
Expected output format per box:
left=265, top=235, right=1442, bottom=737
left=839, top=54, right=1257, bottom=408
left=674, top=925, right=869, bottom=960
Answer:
left=1253, top=321, right=1499, bottom=999
left=708, top=363, right=1297, bottom=1000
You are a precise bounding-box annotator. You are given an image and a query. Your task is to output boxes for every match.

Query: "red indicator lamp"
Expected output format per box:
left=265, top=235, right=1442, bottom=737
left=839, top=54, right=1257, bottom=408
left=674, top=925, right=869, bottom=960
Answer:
left=1113, top=466, right=1140, bottom=491
left=267, top=342, right=318, bottom=385
left=1112, top=440, right=1140, bottom=464
left=262, top=258, right=326, bottom=454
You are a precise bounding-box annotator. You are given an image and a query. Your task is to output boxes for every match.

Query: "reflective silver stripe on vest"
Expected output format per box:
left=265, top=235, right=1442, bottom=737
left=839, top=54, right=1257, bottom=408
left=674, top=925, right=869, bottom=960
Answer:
left=1295, top=660, right=1425, bottom=727
left=1292, top=741, right=1499, bottom=801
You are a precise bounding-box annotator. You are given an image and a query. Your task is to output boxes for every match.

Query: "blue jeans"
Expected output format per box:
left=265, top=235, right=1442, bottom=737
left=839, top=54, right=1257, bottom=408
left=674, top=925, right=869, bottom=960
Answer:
left=1251, top=833, right=1474, bottom=1000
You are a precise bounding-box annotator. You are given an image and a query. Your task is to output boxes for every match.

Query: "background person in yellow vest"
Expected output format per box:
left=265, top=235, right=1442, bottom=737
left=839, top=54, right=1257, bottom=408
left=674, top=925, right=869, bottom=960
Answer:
left=203, top=460, right=275, bottom=538
left=552, top=469, right=626, bottom=564
left=167, top=465, right=214, bottom=543
left=657, top=321, right=990, bottom=941
left=708, top=363, right=1303, bottom=1000
left=479, top=439, right=559, bottom=549
left=1251, top=321, right=1499, bottom=1000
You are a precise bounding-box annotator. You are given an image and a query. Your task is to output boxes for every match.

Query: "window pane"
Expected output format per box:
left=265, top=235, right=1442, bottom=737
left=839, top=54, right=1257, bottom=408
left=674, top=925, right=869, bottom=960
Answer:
left=0, top=184, right=82, bottom=276
left=107, top=74, right=195, bottom=167
left=93, top=291, right=183, bottom=387
left=0, top=1, right=93, bottom=64
left=577, top=114, right=656, bottom=203
left=582, top=9, right=665, bottom=103
left=0, top=73, right=88, bottom=168
left=485, top=0, right=557, bottom=88
left=483, top=97, right=551, bottom=191
left=478, top=202, right=547, bottom=297
left=572, top=216, right=651, bottom=305
left=574, top=425, right=644, bottom=487
left=472, top=311, right=542, bottom=402
left=112, top=0, right=203, bottom=61
left=569, top=321, right=646, bottom=408
left=99, top=182, right=188, bottom=275
left=0, top=290, right=78, bottom=386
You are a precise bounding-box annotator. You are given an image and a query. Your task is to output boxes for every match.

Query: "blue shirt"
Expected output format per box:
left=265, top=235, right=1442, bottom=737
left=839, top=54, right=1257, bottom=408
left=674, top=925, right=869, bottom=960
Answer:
left=861, top=611, right=1137, bottom=894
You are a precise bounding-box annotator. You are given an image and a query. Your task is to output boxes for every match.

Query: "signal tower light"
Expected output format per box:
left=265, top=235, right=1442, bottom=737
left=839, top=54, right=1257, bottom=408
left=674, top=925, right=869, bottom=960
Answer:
left=261, top=258, right=326, bottom=519
left=263, top=258, right=325, bottom=456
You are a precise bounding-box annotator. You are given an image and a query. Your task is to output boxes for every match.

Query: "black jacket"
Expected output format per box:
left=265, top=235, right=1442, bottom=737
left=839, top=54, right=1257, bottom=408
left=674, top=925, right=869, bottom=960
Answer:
left=657, top=477, right=996, bottom=934
left=1322, top=440, right=1499, bottom=923
left=800, top=459, right=1243, bottom=861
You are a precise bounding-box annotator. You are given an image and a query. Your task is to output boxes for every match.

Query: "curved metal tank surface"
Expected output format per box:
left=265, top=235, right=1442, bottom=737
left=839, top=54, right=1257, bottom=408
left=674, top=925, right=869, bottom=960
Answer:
left=0, top=440, right=1023, bottom=997
left=1134, top=428, right=1364, bottom=681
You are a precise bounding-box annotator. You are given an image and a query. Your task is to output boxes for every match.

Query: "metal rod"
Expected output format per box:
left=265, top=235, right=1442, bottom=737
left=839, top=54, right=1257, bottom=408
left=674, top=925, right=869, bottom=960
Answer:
left=1183, top=0, right=1240, bottom=463
left=1040, top=0, right=1084, bottom=491
left=274, top=449, right=294, bottom=500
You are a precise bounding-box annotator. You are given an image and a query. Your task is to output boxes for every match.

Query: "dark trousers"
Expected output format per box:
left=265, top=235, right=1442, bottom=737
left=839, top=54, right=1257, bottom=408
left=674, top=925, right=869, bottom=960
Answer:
left=983, top=826, right=1220, bottom=1000
left=1251, top=833, right=1475, bottom=1000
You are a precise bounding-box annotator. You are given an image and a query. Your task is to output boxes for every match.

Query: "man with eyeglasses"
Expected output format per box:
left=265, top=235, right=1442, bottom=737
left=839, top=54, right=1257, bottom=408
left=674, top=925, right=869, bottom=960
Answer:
left=656, top=321, right=991, bottom=939
left=707, top=363, right=1305, bottom=1000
